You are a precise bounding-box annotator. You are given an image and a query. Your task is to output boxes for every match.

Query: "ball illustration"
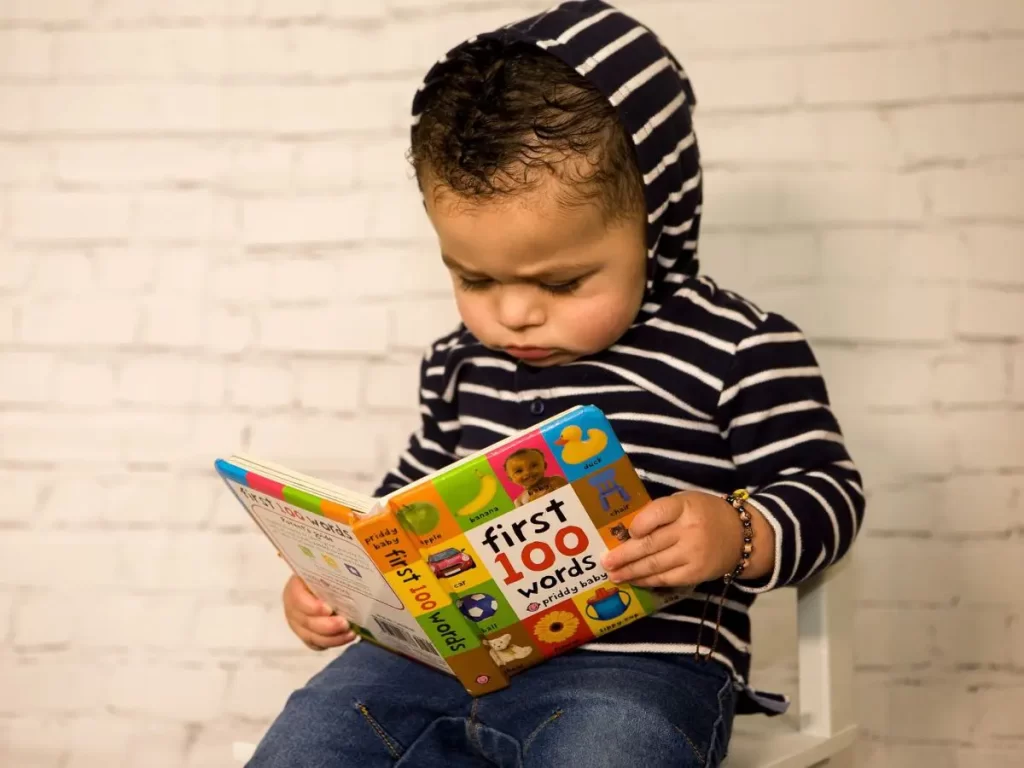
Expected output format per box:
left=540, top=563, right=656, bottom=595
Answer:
left=458, top=593, right=499, bottom=622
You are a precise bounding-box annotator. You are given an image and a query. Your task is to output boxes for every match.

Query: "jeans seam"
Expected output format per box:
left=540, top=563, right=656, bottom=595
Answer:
left=354, top=701, right=403, bottom=760
left=466, top=698, right=485, bottom=755
left=705, top=674, right=734, bottom=767
left=521, top=709, right=563, bottom=755
left=672, top=725, right=707, bottom=766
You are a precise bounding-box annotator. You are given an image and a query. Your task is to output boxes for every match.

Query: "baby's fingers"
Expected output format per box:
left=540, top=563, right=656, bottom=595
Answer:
left=283, top=574, right=332, bottom=617
left=306, top=614, right=350, bottom=637
left=287, top=613, right=355, bottom=650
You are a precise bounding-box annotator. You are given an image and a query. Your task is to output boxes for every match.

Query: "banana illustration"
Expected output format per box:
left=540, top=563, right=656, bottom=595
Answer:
left=458, top=470, right=498, bottom=516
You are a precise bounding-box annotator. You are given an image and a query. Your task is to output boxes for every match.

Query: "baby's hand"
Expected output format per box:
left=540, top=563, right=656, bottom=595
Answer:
left=600, top=492, right=773, bottom=587
left=282, top=574, right=357, bottom=651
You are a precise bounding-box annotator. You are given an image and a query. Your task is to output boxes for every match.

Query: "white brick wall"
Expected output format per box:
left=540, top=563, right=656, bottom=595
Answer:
left=0, top=1, right=1021, bottom=765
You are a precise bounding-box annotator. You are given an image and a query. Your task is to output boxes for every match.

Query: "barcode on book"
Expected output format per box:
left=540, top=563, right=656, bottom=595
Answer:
left=373, top=616, right=440, bottom=657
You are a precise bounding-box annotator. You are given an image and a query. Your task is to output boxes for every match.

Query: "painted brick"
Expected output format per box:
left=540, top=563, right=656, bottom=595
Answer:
left=0, top=142, right=51, bottom=185
left=0, top=352, right=54, bottom=404
left=803, top=48, right=943, bottom=105
left=193, top=601, right=269, bottom=649
left=1013, top=345, right=1024, bottom=404
left=886, top=681, right=975, bottom=742
left=30, top=251, right=94, bottom=296
left=107, top=662, right=229, bottom=721
left=819, top=230, right=966, bottom=282
left=365, top=358, right=420, bottom=410
left=140, top=300, right=204, bottom=348
left=259, top=304, right=388, bottom=354
left=937, top=475, right=1020, bottom=533
left=335, top=246, right=451, bottom=299
left=229, top=141, right=295, bottom=193
left=0, top=468, right=45, bottom=525
left=56, top=138, right=224, bottom=185
left=854, top=607, right=935, bottom=667
left=755, top=282, right=953, bottom=344
left=928, top=166, right=1024, bottom=220
left=4, top=0, right=93, bottom=22
left=890, top=103, right=1024, bottom=164
left=956, top=287, right=1024, bottom=340
left=854, top=536, right=957, bottom=604
left=815, top=347, right=931, bottom=411
left=389, top=297, right=461, bottom=350
left=224, top=662, right=308, bottom=719
left=949, top=411, right=1024, bottom=472
left=52, top=29, right=223, bottom=78
left=73, top=594, right=194, bottom=649
left=242, top=194, right=372, bottom=245
left=118, top=356, right=200, bottom=406
left=934, top=606, right=1015, bottom=668
left=0, top=31, right=52, bottom=77
left=227, top=363, right=294, bottom=409
left=247, top=414, right=381, bottom=474
left=53, top=361, right=116, bottom=407
left=20, top=299, right=138, bottom=346
left=932, top=344, right=1009, bottom=406
left=11, top=192, right=133, bottom=241
left=955, top=540, right=1024, bottom=603
left=963, top=227, right=1024, bottom=285
left=294, top=360, right=363, bottom=413
left=946, top=40, right=1024, bottom=98
left=64, top=718, right=190, bottom=768
left=683, top=56, right=801, bottom=111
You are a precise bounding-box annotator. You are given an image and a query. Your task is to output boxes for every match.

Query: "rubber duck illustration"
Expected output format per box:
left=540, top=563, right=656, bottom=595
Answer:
left=554, top=424, right=608, bottom=464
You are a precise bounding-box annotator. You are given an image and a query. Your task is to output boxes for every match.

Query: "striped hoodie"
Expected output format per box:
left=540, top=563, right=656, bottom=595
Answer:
left=376, top=0, right=865, bottom=715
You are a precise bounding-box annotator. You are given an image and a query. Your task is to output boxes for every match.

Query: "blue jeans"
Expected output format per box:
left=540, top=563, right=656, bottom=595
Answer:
left=248, top=640, right=736, bottom=767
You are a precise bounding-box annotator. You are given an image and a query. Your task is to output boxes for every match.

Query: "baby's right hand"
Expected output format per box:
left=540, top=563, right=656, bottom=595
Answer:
left=282, top=574, right=357, bottom=651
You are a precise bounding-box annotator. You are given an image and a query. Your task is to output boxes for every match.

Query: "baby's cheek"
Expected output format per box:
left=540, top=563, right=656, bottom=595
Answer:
left=565, top=296, right=634, bottom=352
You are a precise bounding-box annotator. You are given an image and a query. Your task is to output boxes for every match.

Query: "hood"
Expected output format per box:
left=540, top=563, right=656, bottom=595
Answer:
left=411, top=0, right=702, bottom=308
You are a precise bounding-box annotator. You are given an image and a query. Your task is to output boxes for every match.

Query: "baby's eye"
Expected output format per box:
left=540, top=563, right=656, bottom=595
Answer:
left=458, top=276, right=493, bottom=291
left=540, top=278, right=582, bottom=295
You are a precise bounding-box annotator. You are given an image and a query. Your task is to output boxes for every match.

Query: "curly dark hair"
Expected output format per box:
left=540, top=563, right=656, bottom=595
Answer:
left=410, top=38, right=645, bottom=222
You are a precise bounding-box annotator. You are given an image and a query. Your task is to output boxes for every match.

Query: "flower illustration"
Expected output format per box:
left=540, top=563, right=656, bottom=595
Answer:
left=534, top=610, right=579, bottom=644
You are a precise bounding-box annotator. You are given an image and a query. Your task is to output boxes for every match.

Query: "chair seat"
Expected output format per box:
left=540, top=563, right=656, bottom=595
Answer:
left=725, top=718, right=857, bottom=768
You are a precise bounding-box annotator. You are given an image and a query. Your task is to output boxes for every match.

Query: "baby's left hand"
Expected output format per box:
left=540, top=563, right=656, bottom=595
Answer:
left=601, top=492, right=769, bottom=588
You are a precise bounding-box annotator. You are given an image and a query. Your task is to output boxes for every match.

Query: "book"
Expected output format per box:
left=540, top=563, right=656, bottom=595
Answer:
left=214, top=404, right=694, bottom=695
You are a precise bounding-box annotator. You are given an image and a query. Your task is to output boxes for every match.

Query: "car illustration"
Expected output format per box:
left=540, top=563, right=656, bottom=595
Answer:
left=427, top=547, right=476, bottom=579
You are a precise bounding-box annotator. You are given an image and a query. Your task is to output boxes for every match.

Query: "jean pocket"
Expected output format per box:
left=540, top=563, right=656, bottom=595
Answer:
left=354, top=701, right=405, bottom=760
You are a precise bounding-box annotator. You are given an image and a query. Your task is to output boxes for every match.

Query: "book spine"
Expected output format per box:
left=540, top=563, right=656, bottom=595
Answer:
left=353, top=501, right=509, bottom=696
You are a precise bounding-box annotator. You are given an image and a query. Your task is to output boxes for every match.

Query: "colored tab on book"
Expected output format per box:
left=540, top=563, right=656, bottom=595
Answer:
left=282, top=486, right=322, bottom=515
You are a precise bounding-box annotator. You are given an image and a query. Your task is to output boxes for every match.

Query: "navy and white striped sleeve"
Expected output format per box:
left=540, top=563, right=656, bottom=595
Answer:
left=716, top=313, right=865, bottom=592
left=373, top=344, right=461, bottom=497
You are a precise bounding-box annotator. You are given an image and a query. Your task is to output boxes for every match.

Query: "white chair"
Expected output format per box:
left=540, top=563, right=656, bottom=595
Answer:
left=233, top=561, right=857, bottom=767
left=725, top=559, right=857, bottom=767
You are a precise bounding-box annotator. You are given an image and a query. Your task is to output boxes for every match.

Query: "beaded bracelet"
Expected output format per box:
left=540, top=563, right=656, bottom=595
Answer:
left=695, top=488, right=754, bottom=662
left=724, top=489, right=754, bottom=584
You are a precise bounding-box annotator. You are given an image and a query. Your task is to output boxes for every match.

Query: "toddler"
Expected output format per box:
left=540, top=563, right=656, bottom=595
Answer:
left=256, top=2, right=864, bottom=766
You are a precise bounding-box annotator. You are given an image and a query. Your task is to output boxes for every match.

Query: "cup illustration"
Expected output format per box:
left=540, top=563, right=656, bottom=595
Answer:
left=585, top=586, right=632, bottom=621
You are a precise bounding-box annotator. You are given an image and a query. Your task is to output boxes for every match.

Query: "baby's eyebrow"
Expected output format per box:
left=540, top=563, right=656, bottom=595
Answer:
left=441, top=252, right=596, bottom=281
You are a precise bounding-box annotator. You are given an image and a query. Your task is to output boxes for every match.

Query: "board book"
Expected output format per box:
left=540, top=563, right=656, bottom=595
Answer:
left=214, top=404, right=693, bottom=696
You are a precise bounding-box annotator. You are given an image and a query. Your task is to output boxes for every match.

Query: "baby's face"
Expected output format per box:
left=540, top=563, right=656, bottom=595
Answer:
left=423, top=170, right=647, bottom=367
left=505, top=452, right=546, bottom=489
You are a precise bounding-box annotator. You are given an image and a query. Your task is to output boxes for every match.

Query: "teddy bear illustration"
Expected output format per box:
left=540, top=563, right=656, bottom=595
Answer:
left=481, top=633, right=533, bottom=667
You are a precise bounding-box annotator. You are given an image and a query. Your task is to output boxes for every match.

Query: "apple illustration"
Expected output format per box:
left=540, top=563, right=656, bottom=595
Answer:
left=398, top=501, right=440, bottom=536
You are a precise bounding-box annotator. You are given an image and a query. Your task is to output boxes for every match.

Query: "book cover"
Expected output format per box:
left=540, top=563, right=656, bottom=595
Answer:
left=214, top=405, right=693, bottom=696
